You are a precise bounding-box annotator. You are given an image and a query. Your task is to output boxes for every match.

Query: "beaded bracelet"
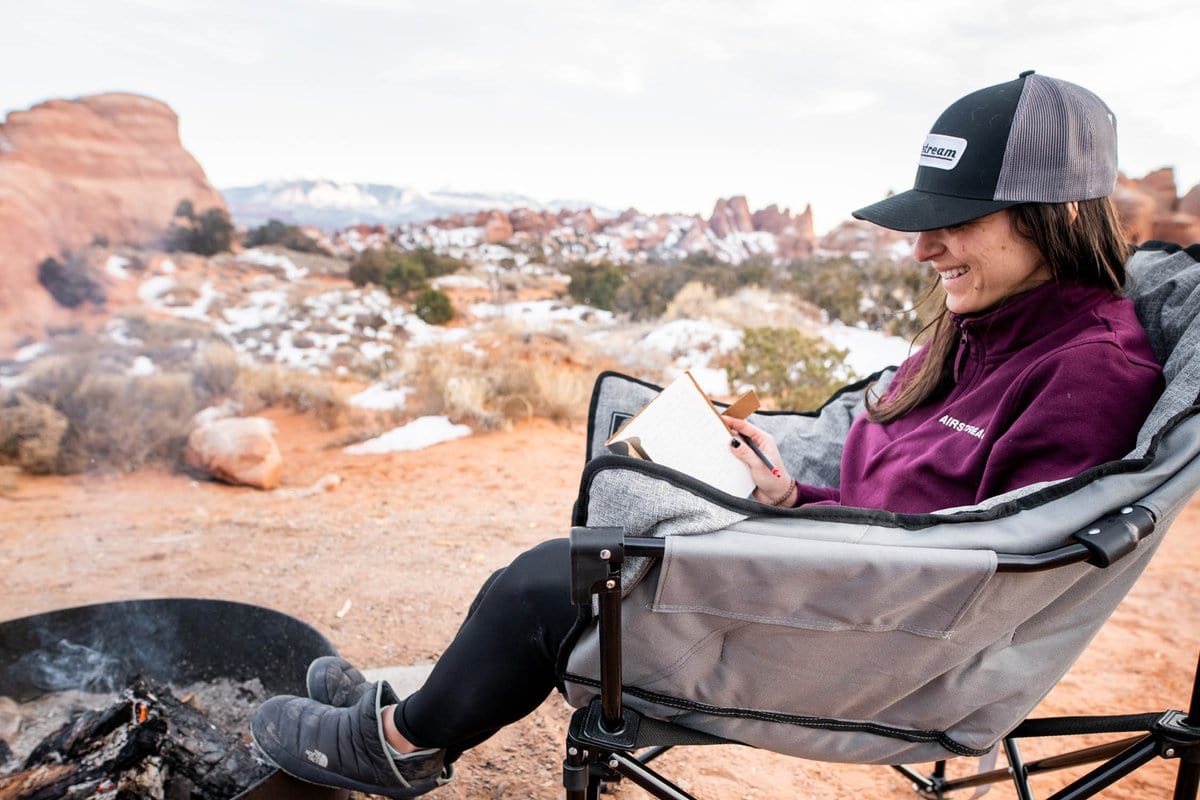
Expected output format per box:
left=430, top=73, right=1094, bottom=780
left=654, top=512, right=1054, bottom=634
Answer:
left=769, top=480, right=798, bottom=507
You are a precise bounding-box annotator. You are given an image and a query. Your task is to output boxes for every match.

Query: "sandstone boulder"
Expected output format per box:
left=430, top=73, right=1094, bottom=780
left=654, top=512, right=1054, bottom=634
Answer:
left=184, top=417, right=283, bottom=490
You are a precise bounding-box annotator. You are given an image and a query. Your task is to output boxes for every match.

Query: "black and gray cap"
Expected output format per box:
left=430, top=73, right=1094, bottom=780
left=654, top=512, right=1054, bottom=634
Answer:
left=853, top=71, right=1118, bottom=232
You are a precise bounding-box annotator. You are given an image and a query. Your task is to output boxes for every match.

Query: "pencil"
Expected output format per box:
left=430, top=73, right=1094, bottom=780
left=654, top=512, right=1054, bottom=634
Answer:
left=739, top=435, right=781, bottom=477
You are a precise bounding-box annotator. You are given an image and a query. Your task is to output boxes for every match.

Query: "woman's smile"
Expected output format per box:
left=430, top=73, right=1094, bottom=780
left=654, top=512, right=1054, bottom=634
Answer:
left=914, top=211, right=1051, bottom=314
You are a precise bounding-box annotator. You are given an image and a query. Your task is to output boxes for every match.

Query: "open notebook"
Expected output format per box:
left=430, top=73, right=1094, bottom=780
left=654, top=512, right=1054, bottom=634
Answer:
left=605, top=371, right=759, bottom=497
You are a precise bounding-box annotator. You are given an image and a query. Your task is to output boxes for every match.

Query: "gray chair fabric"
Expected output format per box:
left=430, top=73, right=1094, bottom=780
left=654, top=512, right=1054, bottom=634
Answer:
left=561, top=243, right=1200, bottom=765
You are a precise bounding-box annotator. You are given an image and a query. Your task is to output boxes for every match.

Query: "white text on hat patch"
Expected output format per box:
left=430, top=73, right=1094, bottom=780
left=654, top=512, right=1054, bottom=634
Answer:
left=919, top=134, right=968, bottom=170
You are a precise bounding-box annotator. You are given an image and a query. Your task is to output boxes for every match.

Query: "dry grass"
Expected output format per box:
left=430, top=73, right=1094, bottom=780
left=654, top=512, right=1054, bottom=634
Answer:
left=664, top=282, right=826, bottom=331
left=401, top=327, right=603, bottom=431
left=1, top=343, right=349, bottom=475
left=2, top=360, right=202, bottom=474
left=192, top=343, right=241, bottom=399
left=233, top=365, right=347, bottom=430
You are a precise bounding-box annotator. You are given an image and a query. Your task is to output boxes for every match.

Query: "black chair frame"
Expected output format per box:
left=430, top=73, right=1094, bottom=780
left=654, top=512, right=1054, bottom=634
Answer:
left=562, top=506, right=1200, bottom=800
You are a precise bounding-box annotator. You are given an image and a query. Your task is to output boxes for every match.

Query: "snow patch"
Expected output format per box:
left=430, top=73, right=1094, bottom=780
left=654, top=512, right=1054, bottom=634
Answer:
left=126, top=356, right=156, bottom=377
left=348, top=384, right=412, bottom=410
left=105, top=255, right=130, bottom=279
left=820, top=323, right=911, bottom=377
left=344, top=416, right=472, bottom=454
left=239, top=248, right=308, bottom=280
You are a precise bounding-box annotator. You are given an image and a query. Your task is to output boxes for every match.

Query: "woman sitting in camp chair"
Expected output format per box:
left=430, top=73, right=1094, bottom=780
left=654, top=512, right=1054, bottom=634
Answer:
left=250, top=71, right=1165, bottom=799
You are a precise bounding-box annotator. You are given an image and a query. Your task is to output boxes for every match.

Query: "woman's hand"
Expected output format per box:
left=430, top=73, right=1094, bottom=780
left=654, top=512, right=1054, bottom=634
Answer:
left=723, top=416, right=797, bottom=506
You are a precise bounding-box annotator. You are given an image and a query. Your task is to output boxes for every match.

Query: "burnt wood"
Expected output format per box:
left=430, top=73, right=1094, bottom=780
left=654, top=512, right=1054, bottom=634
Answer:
left=0, top=676, right=271, bottom=800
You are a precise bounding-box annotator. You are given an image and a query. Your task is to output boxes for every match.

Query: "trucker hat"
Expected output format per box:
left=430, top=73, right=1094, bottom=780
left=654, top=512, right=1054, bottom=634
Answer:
left=852, top=70, right=1118, bottom=232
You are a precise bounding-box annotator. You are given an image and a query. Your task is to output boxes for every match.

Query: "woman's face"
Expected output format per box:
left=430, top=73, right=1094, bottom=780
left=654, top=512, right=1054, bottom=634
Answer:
left=913, top=210, right=1051, bottom=315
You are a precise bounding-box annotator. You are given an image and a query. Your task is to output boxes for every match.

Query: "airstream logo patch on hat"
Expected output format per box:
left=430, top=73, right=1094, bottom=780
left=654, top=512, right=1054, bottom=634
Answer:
left=919, top=134, right=968, bottom=170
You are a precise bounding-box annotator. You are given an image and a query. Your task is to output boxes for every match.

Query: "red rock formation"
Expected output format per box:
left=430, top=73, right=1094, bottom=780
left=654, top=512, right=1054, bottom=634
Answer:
left=483, top=210, right=513, bottom=243
left=709, top=196, right=754, bottom=237
left=0, top=93, right=226, bottom=353
left=680, top=216, right=713, bottom=254
left=750, top=204, right=792, bottom=235
left=1112, top=182, right=1159, bottom=244
left=1115, top=170, right=1200, bottom=245
left=1179, top=185, right=1200, bottom=219
left=1152, top=214, right=1200, bottom=247
left=1135, top=167, right=1178, bottom=213
left=752, top=203, right=815, bottom=261
left=431, top=214, right=466, bottom=230
left=564, top=209, right=599, bottom=235
left=509, top=207, right=555, bottom=236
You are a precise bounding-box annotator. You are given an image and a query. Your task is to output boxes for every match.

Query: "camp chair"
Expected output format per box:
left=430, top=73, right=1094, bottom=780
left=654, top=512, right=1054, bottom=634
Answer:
left=557, top=241, right=1200, bottom=800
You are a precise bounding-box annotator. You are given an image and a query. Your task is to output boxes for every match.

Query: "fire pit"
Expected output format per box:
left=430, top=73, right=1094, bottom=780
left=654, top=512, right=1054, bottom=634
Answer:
left=0, top=599, right=346, bottom=799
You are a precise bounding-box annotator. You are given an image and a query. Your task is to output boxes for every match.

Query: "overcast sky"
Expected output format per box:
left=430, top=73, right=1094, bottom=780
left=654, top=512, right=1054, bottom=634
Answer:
left=3, top=0, right=1198, bottom=232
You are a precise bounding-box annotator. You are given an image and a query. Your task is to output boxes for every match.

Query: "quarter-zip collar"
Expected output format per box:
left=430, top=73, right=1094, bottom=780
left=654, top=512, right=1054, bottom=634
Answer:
left=948, top=281, right=1119, bottom=383
left=950, top=281, right=1117, bottom=355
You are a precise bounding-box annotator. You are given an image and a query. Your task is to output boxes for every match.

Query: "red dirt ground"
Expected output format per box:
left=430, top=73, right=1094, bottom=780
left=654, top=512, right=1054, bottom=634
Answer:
left=2, top=409, right=1197, bottom=799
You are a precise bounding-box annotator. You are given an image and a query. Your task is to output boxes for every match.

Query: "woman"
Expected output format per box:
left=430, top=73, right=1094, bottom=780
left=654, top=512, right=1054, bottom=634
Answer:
left=251, top=72, right=1164, bottom=799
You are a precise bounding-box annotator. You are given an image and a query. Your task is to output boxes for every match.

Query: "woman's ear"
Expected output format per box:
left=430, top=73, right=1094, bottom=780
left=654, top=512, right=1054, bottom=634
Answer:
left=1066, top=201, right=1079, bottom=224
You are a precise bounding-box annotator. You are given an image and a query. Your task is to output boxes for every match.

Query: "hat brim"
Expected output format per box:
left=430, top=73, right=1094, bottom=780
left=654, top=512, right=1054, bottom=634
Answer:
left=852, top=189, right=1021, bottom=232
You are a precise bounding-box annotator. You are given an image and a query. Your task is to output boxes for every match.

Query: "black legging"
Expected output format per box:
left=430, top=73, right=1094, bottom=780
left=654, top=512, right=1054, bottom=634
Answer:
left=391, top=538, right=577, bottom=761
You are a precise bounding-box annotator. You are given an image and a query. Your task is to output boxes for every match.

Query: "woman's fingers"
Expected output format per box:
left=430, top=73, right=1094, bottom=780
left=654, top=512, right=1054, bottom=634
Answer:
left=723, top=416, right=793, bottom=502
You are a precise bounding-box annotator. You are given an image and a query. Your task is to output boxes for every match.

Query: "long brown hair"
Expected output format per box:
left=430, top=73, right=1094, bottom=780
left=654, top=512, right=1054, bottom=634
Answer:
left=866, top=197, right=1131, bottom=423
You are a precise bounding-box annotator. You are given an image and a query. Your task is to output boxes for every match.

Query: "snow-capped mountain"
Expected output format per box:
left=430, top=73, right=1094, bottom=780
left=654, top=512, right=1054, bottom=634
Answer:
left=222, top=179, right=616, bottom=230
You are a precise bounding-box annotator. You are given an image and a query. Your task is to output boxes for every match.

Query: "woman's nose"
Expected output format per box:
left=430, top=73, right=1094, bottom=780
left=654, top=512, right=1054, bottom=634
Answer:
left=913, top=230, right=944, bottom=262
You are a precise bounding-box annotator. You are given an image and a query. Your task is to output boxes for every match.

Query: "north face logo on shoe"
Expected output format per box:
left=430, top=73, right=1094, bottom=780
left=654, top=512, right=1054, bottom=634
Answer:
left=305, top=748, right=329, bottom=768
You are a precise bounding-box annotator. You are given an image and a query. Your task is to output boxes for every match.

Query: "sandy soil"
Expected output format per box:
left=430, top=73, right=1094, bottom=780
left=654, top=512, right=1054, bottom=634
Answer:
left=1, top=409, right=1197, bottom=799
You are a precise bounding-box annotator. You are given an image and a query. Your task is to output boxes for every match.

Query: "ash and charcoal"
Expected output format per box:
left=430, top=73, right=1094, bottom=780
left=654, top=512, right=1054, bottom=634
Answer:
left=0, top=675, right=272, bottom=799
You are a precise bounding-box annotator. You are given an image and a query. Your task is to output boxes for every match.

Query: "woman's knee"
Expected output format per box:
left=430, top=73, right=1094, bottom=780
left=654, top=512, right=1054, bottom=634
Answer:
left=482, top=538, right=573, bottom=616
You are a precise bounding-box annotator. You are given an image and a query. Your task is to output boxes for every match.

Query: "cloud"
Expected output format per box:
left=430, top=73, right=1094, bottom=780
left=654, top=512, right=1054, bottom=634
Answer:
left=789, top=89, right=876, bottom=118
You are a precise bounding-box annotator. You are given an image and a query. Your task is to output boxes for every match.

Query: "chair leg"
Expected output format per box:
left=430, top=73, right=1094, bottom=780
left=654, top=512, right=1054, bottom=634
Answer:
left=563, top=742, right=589, bottom=800
left=1003, top=738, right=1035, bottom=800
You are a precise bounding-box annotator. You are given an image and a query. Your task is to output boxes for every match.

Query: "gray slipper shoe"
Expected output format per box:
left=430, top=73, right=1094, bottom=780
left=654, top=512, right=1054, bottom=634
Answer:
left=251, top=680, right=452, bottom=799
left=306, top=656, right=370, bottom=707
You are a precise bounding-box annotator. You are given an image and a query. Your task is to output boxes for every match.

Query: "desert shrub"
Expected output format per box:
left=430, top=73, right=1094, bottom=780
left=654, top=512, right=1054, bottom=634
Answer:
left=725, top=326, right=856, bottom=412
left=244, top=219, right=330, bottom=254
left=54, top=371, right=201, bottom=472
left=2, top=345, right=349, bottom=474
left=785, top=256, right=928, bottom=337
left=414, top=288, right=455, bottom=325
left=234, top=365, right=345, bottom=429
left=528, top=361, right=592, bottom=425
left=115, top=311, right=224, bottom=348
left=19, top=353, right=97, bottom=408
left=565, top=261, right=626, bottom=310
left=38, top=254, right=106, bottom=308
left=348, top=248, right=386, bottom=287
left=381, top=259, right=428, bottom=296
left=409, top=248, right=465, bottom=279
left=192, top=343, right=241, bottom=400
left=612, top=267, right=681, bottom=320
left=607, top=254, right=776, bottom=321
left=6, top=353, right=204, bottom=473
left=349, top=248, right=467, bottom=295
left=168, top=200, right=233, bottom=256
left=0, top=393, right=70, bottom=473
left=403, top=329, right=600, bottom=430
left=662, top=281, right=718, bottom=320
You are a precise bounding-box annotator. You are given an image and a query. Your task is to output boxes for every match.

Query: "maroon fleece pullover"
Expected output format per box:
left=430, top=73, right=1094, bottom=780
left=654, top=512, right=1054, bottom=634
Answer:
left=794, top=281, right=1164, bottom=513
